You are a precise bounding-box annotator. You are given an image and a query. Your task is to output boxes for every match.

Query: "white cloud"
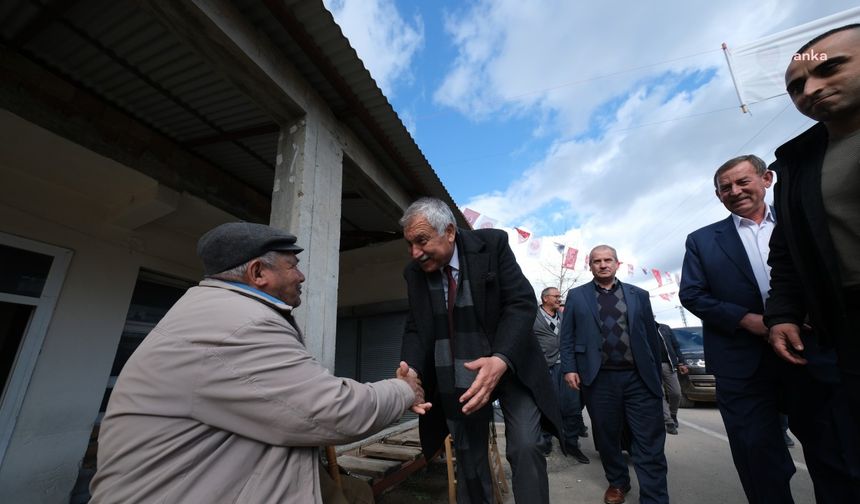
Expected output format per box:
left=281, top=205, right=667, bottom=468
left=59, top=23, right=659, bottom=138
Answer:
left=328, top=0, right=855, bottom=327
left=325, top=0, right=424, bottom=97
left=437, top=0, right=859, bottom=326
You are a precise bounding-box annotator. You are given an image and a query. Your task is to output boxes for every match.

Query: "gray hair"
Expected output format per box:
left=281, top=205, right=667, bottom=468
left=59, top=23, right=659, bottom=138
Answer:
left=399, top=197, right=456, bottom=235
left=713, top=154, right=767, bottom=189
left=589, top=244, right=618, bottom=261
left=209, top=250, right=281, bottom=281
left=540, top=287, right=560, bottom=304
left=540, top=286, right=558, bottom=299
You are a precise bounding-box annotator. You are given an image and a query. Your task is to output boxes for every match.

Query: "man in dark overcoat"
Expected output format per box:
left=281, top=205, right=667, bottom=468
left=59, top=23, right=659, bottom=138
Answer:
left=399, top=197, right=562, bottom=503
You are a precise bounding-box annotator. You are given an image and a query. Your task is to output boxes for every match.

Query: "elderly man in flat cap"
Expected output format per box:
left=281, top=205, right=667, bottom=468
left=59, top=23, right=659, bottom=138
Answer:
left=90, top=222, right=430, bottom=504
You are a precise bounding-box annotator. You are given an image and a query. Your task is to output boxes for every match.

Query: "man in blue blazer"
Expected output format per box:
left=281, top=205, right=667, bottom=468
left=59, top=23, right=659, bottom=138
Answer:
left=680, top=154, right=850, bottom=503
left=561, top=245, right=667, bottom=504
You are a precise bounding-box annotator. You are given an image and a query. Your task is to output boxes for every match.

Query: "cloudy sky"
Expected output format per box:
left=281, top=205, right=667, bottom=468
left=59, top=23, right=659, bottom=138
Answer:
left=324, top=0, right=856, bottom=326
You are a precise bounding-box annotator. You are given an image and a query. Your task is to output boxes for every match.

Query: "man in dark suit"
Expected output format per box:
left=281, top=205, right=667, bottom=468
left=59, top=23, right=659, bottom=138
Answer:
left=561, top=245, right=667, bottom=504
left=680, top=154, right=851, bottom=503
left=765, top=24, right=860, bottom=497
left=399, top=197, right=562, bottom=504
left=655, top=322, right=688, bottom=435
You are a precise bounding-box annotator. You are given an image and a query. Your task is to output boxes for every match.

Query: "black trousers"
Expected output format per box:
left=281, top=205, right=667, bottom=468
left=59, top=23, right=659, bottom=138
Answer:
left=446, top=376, right=548, bottom=504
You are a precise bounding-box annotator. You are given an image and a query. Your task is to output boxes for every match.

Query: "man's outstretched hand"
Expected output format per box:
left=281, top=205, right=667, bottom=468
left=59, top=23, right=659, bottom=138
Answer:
left=397, top=361, right=432, bottom=414
left=459, top=356, right=508, bottom=415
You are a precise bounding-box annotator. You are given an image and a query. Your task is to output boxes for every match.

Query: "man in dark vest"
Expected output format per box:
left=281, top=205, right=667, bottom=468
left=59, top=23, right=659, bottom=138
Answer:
left=561, top=245, right=668, bottom=504
left=399, top=197, right=562, bottom=503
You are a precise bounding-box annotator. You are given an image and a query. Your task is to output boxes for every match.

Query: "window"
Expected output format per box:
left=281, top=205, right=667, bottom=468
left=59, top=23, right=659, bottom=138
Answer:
left=72, top=270, right=192, bottom=504
left=0, top=234, right=72, bottom=466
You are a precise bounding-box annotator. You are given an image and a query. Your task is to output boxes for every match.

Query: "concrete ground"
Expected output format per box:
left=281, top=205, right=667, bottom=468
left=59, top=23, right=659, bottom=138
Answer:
left=376, top=404, right=814, bottom=503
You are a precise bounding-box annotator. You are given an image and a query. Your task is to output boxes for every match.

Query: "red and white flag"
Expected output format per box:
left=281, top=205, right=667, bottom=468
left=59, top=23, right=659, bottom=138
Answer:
left=651, top=268, right=663, bottom=287
left=462, top=208, right=480, bottom=227
left=514, top=227, right=531, bottom=243
left=563, top=247, right=579, bottom=269
left=583, top=254, right=590, bottom=270
left=664, top=271, right=674, bottom=284
left=527, top=237, right=542, bottom=258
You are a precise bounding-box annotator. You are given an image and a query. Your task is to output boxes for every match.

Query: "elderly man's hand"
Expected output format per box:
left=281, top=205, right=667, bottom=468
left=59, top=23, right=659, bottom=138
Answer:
left=396, top=361, right=432, bottom=414
left=459, top=356, right=508, bottom=415
left=564, top=372, right=581, bottom=390
left=768, top=323, right=807, bottom=365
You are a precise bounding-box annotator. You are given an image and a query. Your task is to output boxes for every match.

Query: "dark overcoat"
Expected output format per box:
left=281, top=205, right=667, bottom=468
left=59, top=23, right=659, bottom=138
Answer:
left=401, top=228, right=563, bottom=457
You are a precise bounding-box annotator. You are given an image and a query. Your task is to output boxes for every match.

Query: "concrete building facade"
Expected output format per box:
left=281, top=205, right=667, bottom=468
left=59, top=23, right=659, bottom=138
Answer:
left=0, top=1, right=464, bottom=501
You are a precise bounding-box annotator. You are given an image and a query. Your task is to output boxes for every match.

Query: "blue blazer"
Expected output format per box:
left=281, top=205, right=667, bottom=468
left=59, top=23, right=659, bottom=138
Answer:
left=679, top=215, right=768, bottom=379
left=559, top=281, right=663, bottom=397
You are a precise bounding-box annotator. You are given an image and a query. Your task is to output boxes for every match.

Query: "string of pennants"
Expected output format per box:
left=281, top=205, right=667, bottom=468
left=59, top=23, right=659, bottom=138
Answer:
left=464, top=207, right=679, bottom=301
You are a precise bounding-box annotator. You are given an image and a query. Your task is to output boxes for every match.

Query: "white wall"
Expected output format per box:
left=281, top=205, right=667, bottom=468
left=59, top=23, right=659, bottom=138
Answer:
left=0, top=112, right=235, bottom=502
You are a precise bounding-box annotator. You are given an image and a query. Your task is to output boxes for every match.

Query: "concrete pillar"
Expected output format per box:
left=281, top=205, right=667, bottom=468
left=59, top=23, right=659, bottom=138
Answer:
left=270, top=117, right=342, bottom=371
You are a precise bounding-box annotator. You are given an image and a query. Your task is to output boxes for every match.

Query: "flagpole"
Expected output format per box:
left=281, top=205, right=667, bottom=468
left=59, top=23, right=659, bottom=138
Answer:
left=722, top=42, right=750, bottom=114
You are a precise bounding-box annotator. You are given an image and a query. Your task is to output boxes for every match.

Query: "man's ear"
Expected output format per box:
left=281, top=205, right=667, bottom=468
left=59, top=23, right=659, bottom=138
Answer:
left=244, top=258, right=267, bottom=288
left=763, top=170, right=774, bottom=188
left=445, top=223, right=456, bottom=243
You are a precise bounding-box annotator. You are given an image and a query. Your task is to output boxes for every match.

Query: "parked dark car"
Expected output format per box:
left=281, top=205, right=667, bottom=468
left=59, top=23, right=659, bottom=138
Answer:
left=672, top=326, right=716, bottom=407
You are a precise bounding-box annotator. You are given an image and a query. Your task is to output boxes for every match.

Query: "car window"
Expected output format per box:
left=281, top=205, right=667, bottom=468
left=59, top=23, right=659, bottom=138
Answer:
left=672, top=327, right=703, bottom=351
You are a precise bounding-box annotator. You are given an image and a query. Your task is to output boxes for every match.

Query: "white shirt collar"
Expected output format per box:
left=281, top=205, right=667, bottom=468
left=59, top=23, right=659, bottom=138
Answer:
left=447, top=242, right=460, bottom=272
left=731, top=205, right=775, bottom=228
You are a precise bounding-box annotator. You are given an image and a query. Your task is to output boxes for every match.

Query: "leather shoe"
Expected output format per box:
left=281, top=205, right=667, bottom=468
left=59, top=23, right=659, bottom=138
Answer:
left=666, top=423, right=678, bottom=435
left=568, top=446, right=590, bottom=464
left=579, top=426, right=589, bottom=438
left=603, top=484, right=629, bottom=504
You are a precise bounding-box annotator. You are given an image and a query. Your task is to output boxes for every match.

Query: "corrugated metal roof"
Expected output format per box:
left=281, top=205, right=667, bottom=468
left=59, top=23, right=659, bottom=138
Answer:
left=239, top=0, right=465, bottom=223
left=2, top=0, right=278, bottom=195
left=1, top=0, right=467, bottom=243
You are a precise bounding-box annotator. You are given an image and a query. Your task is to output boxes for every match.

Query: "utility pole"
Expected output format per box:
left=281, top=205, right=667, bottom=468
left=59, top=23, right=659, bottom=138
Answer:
left=676, top=305, right=688, bottom=327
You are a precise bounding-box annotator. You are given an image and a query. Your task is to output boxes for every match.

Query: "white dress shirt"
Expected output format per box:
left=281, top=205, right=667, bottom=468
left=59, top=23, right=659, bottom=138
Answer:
left=731, top=206, right=775, bottom=304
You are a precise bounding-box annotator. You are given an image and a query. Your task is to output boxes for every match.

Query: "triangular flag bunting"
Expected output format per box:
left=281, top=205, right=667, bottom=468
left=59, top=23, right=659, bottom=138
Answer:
left=514, top=227, right=531, bottom=243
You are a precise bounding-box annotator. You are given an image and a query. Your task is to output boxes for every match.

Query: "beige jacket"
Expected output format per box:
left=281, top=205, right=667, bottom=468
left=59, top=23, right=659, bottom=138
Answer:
left=90, top=279, right=413, bottom=503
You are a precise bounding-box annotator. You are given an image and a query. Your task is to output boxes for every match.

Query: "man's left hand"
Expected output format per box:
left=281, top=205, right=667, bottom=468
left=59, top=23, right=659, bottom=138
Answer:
left=677, top=364, right=689, bottom=375
left=459, top=356, right=508, bottom=415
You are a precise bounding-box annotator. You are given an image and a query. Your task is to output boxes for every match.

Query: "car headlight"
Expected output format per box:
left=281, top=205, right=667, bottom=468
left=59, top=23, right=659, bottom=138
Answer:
left=687, top=358, right=706, bottom=368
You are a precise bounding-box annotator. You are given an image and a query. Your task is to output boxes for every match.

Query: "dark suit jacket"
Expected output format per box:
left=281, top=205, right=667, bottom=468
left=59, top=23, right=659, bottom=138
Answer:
left=559, top=281, right=663, bottom=397
left=401, top=228, right=562, bottom=457
left=765, top=124, right=846, bottom=349
left=679, top=215, right=769, bottom=379
left=657, top=323, right=685, bottom=370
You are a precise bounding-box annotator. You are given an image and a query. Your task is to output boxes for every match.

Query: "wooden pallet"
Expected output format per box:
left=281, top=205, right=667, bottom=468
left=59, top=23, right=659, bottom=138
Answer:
left=330, top=425, right=429, bottom=497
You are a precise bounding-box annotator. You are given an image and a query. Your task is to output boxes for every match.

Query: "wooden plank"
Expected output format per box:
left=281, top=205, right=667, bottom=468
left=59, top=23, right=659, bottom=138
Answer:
left=384, top=428, right=421, bottom=446
left=361, top=444, right=422, bottom=461
left=371, top=455, right=427, bottom=497
left=337, top=455, right=402, bottom=479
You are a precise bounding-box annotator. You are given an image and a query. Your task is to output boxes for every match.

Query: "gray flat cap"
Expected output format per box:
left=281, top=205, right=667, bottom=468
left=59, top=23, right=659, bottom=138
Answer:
left=197, top=222, right=303, bottom=276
